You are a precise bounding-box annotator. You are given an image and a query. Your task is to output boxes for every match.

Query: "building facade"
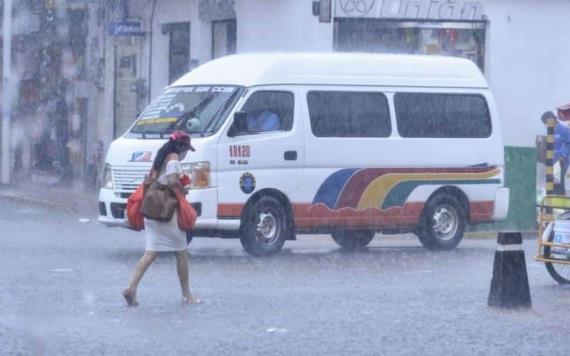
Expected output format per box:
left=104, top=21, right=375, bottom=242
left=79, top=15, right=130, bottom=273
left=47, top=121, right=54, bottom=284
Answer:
left=3, top=0, right=566, bottom=227
left=1, top=0, right=91, bottom=184
left=97, top=0, right=237, bottom=148
left=101, top=0, right=570, bottom=149
left=91, top=0, right=567, bottom=229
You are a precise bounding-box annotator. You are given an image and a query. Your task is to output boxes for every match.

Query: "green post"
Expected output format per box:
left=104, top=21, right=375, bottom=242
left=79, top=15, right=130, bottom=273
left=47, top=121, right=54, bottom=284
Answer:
left=474, top=146, right=537, bottom=232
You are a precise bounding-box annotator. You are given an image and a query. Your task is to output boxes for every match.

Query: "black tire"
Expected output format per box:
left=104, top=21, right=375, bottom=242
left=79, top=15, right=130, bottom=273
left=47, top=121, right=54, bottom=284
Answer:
left=240, top=196, right=290, bottom=257
left=186, top=231, right=193, bottom=246
left=417, top=193, right=466, bottom=250
left=544, top=230, right=570, bottom=284
left=331, top=230, right=375, bottom=250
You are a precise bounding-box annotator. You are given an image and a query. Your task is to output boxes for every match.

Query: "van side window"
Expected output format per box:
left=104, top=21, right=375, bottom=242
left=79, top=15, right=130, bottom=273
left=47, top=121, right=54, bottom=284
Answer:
left=394, top=93, right=492, bottom=138
left=307, top=91, right=391, bottom=137
left=240, top=91, right=294, bottom=134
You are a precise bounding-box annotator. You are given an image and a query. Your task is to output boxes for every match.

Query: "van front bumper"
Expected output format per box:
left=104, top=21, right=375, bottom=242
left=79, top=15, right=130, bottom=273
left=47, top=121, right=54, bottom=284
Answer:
left=98, top=188, right=128, bottom=227
left=187, top=187, right=218, bottom=229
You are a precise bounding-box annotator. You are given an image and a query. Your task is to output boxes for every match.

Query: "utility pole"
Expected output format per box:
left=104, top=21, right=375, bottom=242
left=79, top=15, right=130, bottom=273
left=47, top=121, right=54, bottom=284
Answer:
left=1, top=0, right=13, bottom=184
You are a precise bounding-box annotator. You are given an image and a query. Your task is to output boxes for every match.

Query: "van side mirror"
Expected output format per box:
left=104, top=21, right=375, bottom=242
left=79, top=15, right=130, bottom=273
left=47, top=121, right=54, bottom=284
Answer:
left=228, top=111, right=248, bottom=137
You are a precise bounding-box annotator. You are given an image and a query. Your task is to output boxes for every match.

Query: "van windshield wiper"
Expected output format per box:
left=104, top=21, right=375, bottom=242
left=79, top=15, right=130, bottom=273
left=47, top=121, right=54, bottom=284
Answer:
left=201, top=89, right=242, bottom=136
left=165, top=109, right=196, bottom=133
left=166, top=93, right=217, bottom=135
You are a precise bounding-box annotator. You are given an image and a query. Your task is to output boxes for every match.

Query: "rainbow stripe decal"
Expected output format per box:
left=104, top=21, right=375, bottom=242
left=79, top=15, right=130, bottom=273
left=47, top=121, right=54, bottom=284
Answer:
left=311, top=167, right=502, bottom=211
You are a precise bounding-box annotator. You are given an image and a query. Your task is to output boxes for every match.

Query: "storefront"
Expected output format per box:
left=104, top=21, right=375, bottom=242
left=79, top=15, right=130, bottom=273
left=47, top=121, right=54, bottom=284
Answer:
left=235, top=0, right=570, bottom=230
left=90, top=0, right=570, bottom=229
left=334, top=19, right=485, bottom=71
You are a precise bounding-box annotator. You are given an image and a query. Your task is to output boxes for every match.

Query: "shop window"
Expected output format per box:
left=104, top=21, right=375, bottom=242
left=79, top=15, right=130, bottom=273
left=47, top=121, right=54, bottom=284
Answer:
left=212, top=19, right=237, bottom=59
left=68, top=8, right=87, bottom=80
left=307, top=91, right=391, bottom=138
left=394, top=93, right=491, bottom=138
left=334, top=19, right=486, bottom=71
left=167, top=22, right=190, bottom=83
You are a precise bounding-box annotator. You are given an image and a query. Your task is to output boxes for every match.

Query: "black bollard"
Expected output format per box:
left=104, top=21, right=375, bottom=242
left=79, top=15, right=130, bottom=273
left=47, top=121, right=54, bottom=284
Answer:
left=488, top=232, right=532, bottom=309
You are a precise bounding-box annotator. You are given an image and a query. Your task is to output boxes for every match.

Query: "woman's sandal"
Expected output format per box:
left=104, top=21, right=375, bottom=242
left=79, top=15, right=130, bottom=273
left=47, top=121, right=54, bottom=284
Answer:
left=122, top=289, right=140, bottom=306
left=182, top=296, right=203, bottom=305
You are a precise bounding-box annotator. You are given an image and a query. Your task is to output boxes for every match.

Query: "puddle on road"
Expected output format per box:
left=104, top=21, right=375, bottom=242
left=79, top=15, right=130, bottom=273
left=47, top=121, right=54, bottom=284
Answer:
left=13, top=207, right=49, bottom=216
left=266, top=327, right=288, bottom=334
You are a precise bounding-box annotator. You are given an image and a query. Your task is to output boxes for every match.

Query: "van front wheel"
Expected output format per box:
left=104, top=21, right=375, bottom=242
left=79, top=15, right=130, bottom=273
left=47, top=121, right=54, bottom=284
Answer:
left=417, top=194, right=466, bottom=250
left=240, top=196, right=289, bottom=257
left=331, top=230, right=375, bottom=250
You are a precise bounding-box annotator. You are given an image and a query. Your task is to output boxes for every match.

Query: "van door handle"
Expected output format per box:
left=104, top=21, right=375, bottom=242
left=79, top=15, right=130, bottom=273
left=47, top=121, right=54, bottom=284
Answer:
left=284, top=150, right=297, bottom=161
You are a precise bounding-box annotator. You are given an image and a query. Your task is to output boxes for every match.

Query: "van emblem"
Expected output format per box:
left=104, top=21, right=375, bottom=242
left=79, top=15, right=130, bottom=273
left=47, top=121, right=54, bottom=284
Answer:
left=130, top=151, right=152, bottom=162
left=240, top=172, right=256, bottom=194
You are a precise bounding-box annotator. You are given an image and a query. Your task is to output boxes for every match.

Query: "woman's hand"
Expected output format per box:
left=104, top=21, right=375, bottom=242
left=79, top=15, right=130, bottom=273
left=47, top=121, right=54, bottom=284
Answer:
left=172, top=180, right=187, bottom=195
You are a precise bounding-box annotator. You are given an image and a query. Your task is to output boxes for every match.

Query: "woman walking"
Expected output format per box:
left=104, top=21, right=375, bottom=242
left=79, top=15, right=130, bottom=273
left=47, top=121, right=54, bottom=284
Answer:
left=123, top=131, right=201, bottom=306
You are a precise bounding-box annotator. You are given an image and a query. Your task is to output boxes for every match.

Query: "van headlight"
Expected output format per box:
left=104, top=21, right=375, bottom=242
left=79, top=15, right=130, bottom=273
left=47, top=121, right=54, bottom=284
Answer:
left=102, top=163, right=114, bottom=190
left=182, top=162, right=211, bottom=189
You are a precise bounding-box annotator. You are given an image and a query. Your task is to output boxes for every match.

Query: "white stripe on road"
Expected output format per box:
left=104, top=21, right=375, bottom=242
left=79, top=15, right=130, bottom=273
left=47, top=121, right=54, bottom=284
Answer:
left=496, top=244, right=524, bottom=252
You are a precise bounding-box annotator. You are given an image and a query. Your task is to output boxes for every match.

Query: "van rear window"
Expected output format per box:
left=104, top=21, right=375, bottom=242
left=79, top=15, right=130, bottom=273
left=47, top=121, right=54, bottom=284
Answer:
left=307, top=91, right=391, bottom=138
left=394, top=93, right=492, bottom=138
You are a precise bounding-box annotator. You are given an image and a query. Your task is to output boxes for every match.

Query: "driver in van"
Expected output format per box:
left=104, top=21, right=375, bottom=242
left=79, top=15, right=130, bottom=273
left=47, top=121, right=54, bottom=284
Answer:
left=247, top=109, right=280, bottom=132
left=542, top=111, right=570, bottom=195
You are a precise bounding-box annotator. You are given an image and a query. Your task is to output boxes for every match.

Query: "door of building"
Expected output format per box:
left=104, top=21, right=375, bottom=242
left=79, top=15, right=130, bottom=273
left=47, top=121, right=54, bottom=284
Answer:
left=114, top=37, right=144, bottom=137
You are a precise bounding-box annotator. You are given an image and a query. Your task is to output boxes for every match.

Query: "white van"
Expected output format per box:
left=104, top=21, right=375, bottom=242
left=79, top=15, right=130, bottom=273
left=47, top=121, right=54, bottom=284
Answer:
left=98, top=53, right=509, bottom=256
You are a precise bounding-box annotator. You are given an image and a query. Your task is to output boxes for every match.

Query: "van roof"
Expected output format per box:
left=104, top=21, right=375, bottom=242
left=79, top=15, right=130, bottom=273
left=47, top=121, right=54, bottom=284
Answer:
left=172, top=52, right=488, bottom=89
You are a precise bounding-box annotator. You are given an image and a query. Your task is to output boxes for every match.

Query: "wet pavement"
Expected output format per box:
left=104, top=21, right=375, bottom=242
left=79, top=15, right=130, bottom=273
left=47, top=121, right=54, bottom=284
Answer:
left=0, top=198, right=569, bottom=355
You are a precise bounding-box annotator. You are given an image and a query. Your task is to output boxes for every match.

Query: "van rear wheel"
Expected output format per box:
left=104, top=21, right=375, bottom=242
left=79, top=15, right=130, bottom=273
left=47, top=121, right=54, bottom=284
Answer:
left=417, top=193, right=466, bottom=250
left=331, top=230, right=375, bottom=250
left=240, top=196, right=289, bottom=257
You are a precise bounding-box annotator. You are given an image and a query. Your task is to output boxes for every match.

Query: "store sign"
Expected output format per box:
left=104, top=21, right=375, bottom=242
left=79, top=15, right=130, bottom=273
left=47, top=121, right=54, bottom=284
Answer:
left=107, top=20, right=145, bottom=37
left=199, top=0, right=236, bottom=21
left=335, top=0, right=485, bottom=21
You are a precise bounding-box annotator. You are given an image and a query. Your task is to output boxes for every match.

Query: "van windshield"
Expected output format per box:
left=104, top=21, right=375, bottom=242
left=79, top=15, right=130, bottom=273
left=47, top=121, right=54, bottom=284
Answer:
left=130, top=85, right=242, bottom=136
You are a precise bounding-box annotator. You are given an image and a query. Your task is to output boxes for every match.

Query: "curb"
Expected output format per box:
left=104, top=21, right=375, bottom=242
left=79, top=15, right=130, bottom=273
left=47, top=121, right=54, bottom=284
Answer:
left=0, top=193, right=78, bottom=214
left=0, top=182, right=100, bottom=217
left=465, top=231, right=537, bottom=240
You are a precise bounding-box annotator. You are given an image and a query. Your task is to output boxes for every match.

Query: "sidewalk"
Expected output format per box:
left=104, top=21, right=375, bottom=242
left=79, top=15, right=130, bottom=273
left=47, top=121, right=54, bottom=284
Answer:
left=0, top=181, right=99, bottom=217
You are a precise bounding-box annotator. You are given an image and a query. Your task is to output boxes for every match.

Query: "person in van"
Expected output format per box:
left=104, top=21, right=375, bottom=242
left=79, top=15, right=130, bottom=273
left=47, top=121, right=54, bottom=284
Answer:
left=246, top=109, right=280, bottom=132
left=541, top=111, right=570, bottom=195
left=122, top=131, right=202, bottom=306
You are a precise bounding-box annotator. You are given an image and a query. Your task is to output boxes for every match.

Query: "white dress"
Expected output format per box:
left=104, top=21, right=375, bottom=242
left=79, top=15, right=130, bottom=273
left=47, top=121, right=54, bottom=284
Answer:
left=144, top=160, right=187, bottom=252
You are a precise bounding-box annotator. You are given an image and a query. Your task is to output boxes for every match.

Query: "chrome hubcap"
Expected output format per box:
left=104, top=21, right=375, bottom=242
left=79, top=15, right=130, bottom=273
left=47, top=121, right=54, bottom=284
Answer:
left=432, top=205, right=458, bottom=241
left=256, top=211, right=279, bottom=245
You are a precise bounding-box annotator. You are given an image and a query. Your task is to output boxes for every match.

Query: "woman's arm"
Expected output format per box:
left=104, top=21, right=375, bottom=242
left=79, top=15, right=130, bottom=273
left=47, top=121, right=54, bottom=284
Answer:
left=164, top=153, right=186, bottom=194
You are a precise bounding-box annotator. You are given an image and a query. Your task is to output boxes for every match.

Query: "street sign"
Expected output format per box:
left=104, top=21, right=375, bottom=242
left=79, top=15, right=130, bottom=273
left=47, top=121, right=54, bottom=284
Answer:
left=107, top=21, right=145, bottom=37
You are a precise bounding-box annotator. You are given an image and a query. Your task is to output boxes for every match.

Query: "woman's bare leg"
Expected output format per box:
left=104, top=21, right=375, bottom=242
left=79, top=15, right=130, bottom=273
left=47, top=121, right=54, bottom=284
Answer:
left=175, top=251, right=201, bottom=304
left=123, top=251, right=157, bottom=305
